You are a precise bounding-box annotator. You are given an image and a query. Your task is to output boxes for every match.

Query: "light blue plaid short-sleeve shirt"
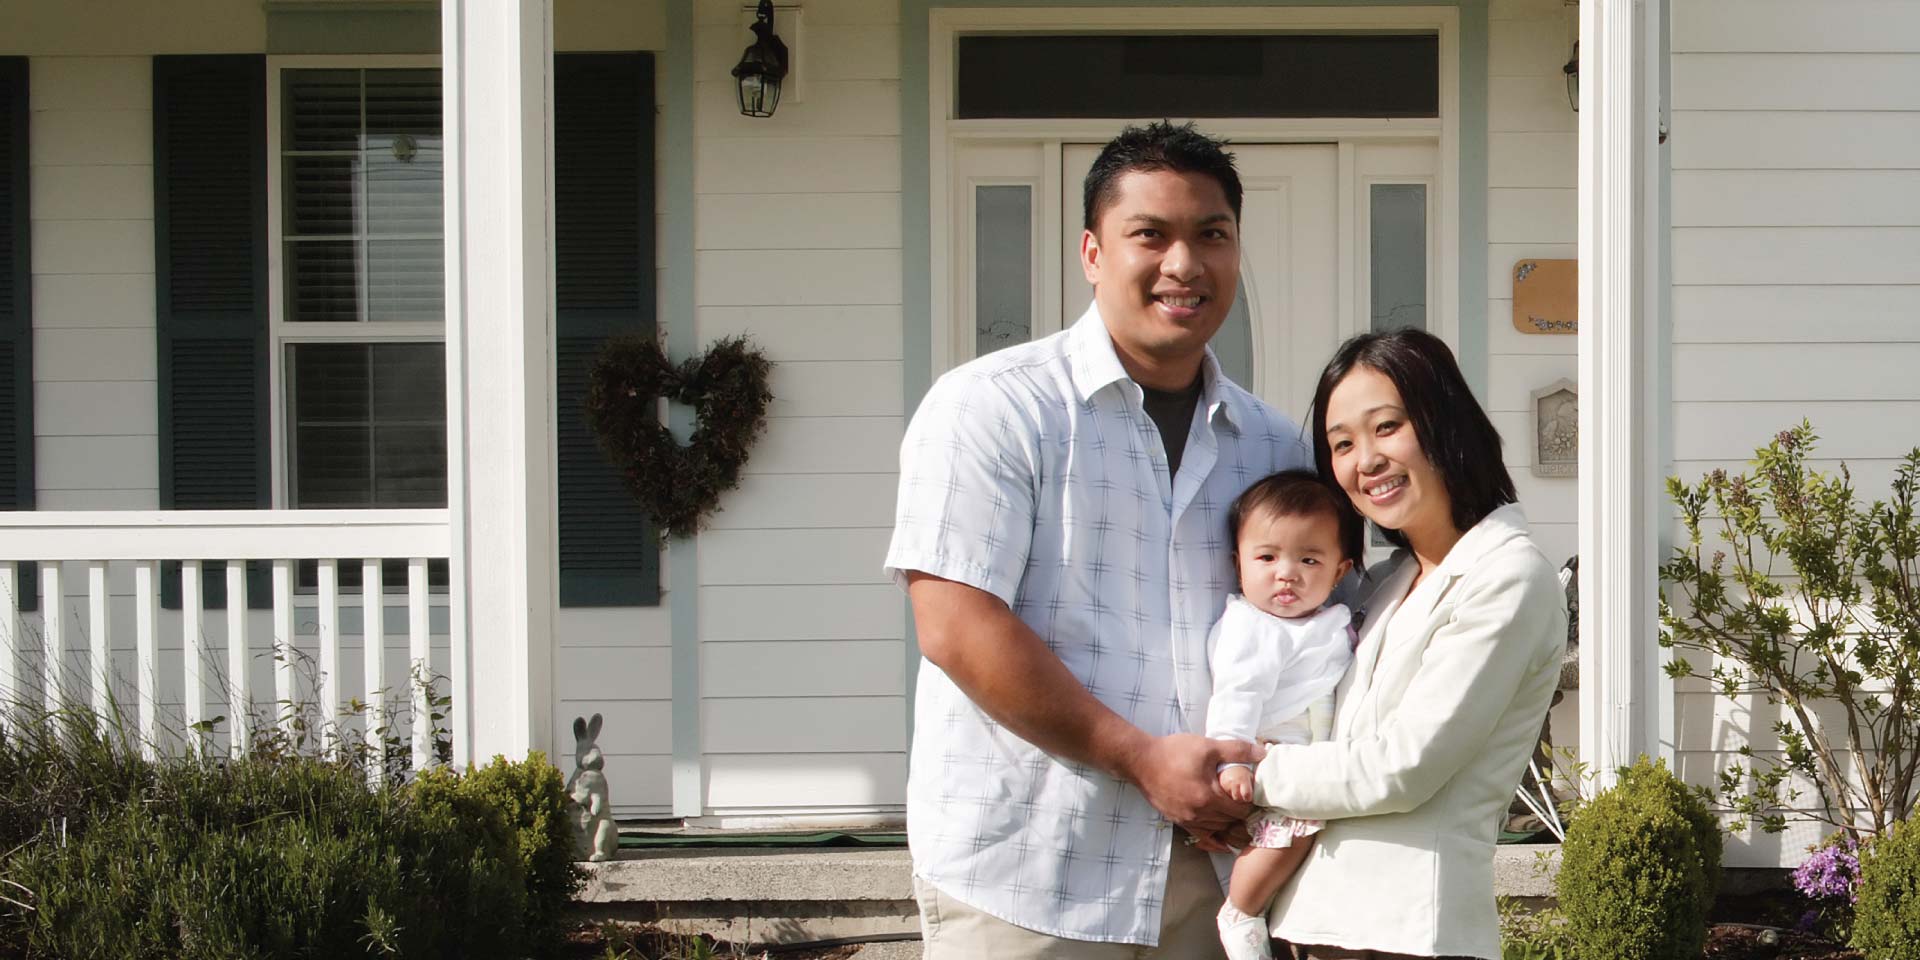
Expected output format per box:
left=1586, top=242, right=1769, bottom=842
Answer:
left=884, top=306, right=1312, bottom=945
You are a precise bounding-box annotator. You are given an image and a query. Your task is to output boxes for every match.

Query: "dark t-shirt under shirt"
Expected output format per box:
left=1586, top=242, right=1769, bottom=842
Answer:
left=1138, top=374, right=1203, bottom=478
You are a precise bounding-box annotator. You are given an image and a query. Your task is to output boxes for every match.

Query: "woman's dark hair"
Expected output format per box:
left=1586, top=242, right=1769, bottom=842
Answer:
left=1227, top=469, right=1365, bottom=569
left=1308, top=328, right=1516, bottom=551
left=1083, top=120, right=1243, bottom=232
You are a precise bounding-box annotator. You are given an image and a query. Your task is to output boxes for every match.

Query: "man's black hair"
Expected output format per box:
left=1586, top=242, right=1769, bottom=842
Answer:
left=1228, top=469, right=1365, bottom=569
left=1308, top=328, right=1517, bottom=553
left=1082, top=120, right=1243, bottom=232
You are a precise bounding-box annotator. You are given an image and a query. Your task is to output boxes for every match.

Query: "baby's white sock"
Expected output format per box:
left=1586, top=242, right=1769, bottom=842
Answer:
left=1216, top=900, right=1274, bottom=960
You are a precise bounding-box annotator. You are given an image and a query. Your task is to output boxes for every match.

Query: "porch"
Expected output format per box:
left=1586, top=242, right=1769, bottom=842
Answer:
left=6, top=0, right=1906, bottom=872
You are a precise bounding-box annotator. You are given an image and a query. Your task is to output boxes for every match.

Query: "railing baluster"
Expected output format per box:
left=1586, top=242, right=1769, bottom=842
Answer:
left=363, top=559, right=385, bottom=783
left=227, top=562, right=250, bottom=758
left=273, top=560, right=294, bottom=739
left=1, top=562, right=18, bottom=724
left=133, top=561, right=159, bottom=761
left=182, top=560, right=204, bottom=755
left=39, top=563, right=62, bottom=713
left=318, top=559, right=340, bottom=755
left=409, top=557, right=430, bottom=771
left=88, top=562, right=110, bottom=721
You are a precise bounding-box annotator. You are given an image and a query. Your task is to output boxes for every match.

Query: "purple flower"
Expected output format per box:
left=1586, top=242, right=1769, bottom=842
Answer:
left=1792, top=834, right=1861, bottom=903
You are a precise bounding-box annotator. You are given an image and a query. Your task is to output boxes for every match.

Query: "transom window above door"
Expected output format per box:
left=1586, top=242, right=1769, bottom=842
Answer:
left=956, top=34, right=1439, bottom=119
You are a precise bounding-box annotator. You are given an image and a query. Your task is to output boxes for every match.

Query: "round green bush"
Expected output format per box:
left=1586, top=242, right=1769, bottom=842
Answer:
left=1555, top=756, right=1723, bottom=960
left=1854, top=818, right=1920, bottom=959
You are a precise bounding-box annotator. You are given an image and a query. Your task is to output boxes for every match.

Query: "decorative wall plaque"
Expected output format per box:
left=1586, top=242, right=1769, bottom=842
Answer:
left=1512, top=258, right=1577, bottom=334
left=1531, top=379, right=1577, bottom=478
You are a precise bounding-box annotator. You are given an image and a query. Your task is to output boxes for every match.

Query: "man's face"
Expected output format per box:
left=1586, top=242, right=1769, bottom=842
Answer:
left=1080, top=168, right=1241, bottom=374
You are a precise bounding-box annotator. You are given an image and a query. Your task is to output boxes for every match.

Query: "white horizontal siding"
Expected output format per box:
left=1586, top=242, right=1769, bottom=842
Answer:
left=1483, top=0, right=1579, bottom=750
left=701, top=697, right=905, bottom=754
left=1670, top=8, right=1920, bottom=866
left=1673, top=112, right=1920, bottom=169
left=1673, top=286, right=1920, bottom=343
left=1672, top=54, right=1920, bottom=111
left=699, top=585, right=903, bottom=642
left=1674, top=1, right=1920, bottom=53
left=28, top=56, right=159, bottom=512
left=698, top=305, right=902, bottom=361
left=1672, top=227, right=1920, bottom=285
left=702, top=640, right=906, bottom=698
left=1673, top=171, right=1920, bottom=227
left=696, top=137, right=902, bottom=194
left=690, top=0, right=906, bottom=818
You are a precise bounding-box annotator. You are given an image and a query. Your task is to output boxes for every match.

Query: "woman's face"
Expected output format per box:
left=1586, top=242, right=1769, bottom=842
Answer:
left=1323, top=366, right=1455, bottom=546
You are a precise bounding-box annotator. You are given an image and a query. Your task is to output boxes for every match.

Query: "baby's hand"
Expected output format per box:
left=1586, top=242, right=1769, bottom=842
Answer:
left=1218, top=765, right=1253, bottom=804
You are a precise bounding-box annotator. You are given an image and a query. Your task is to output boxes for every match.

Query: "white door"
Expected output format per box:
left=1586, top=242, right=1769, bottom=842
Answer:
left=1062, top=144, right=1338, bottom=418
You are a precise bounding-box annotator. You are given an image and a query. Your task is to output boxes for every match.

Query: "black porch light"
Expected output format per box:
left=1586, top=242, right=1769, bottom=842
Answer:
left=1563, top=41, right=1579, bottom=112
left=731, top=0, right=790, bottom=118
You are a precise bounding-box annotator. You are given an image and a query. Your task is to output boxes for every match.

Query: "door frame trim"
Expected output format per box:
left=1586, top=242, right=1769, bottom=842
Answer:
left=927, top=5, right=1462, bottom=379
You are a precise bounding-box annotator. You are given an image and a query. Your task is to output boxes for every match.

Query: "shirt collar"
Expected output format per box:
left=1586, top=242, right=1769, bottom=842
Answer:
left=1066, top=304, right=1246, bottom=435
left=1432, top=502, right=1533, bottom=581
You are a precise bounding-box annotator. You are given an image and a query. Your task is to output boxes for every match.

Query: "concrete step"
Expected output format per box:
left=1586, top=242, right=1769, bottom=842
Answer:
left=575, top=843, right=1568, bottom=947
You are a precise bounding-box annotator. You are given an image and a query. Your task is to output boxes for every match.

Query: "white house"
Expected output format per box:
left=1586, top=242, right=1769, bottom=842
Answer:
left=0, top=0, right=1913, bottom=870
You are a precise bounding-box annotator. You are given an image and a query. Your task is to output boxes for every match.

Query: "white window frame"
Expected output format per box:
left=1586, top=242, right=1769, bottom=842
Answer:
left=928, top=6, right=1461, bottom=376
left=266, top=55, right=446, bottom=510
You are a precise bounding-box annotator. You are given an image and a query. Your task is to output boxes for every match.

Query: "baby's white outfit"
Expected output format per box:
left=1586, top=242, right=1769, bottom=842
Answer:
left=1204, top=597, right=1354, bottom=848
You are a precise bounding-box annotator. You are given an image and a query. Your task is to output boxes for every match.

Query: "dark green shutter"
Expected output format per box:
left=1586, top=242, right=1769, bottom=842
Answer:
left=556, top=52, right=660, bottom=607
left=155, top=55, right=270, bottom=609
left=0, top=59, right=36, bottom=612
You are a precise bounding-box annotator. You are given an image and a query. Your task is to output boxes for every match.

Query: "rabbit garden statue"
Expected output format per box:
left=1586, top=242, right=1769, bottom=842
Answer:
left=567, top=713, right=619, bottom=862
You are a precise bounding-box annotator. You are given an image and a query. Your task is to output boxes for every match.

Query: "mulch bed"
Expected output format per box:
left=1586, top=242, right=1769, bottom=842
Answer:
left=1702, top=891, right=1861, bottom=960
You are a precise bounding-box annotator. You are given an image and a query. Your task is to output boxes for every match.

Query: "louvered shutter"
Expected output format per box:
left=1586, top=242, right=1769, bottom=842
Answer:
left=556, top=53, right=659, bottom=607
left=155, top=56, right=270, bottom=608
left=0, top=59, right=36, bottom=612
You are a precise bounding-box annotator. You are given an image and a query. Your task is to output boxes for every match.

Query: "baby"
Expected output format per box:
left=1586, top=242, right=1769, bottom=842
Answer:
left=1207, top=469, right=1362, bottom=960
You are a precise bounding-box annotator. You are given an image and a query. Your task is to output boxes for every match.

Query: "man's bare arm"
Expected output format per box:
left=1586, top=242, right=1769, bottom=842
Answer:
left=907, top=572, right=1259, bottom=837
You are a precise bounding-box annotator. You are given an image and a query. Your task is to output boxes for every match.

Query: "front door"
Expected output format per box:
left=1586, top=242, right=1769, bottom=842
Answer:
left=1062, top=144, right=1338, bottom=418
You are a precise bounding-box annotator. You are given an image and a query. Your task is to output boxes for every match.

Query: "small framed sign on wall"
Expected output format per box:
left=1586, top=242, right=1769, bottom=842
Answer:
left=1513, top=258, right=1577, bottom=334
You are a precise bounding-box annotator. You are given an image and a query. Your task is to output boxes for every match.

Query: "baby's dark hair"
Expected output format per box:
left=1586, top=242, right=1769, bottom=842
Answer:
left=1227, top=469, right=1365, bottom=565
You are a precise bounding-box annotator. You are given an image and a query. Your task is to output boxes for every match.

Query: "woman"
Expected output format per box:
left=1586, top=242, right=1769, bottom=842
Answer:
left=1250, top=329, right=1568, bottom=960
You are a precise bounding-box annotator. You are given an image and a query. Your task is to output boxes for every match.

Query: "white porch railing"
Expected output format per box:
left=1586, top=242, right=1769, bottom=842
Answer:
left=0, top=510, right=453, bottom=774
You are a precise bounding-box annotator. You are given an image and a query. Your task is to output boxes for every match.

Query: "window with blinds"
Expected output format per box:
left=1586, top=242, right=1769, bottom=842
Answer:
left=278, top=67, right=446, bottom=510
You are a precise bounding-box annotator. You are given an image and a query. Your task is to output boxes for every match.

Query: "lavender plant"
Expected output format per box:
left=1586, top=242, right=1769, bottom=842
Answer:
left=1661, top=422, right=1920, bottom=838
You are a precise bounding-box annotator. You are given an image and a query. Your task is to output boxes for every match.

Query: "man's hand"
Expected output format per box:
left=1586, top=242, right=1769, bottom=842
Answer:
left=1119, top=734, right=1263, bottom=840
left=1218, top=764, right=1254, bottom=804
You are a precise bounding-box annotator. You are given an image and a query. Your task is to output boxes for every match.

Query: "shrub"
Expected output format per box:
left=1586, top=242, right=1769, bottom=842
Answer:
left=411, top=753, right=585, bottom=950
left=1853, top=818, right=1920, bottom=959
left=1662, top=423, right=1920, bottom=836
left=0, top=708, right=582, bottom=959
left=1555, top=757, right=1723, bottom=960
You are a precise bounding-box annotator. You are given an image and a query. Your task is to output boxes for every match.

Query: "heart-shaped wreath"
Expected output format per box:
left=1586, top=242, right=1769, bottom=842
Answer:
left=584, top=336, right=773, bottom=539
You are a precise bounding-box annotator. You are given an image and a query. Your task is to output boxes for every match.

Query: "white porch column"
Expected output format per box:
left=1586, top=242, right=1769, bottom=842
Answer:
left=1577, top=0, right=1669, bottom=787
left=443, top=0, right=557, bottom=766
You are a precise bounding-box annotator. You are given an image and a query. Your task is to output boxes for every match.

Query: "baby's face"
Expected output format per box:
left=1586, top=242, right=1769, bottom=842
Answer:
left=1234, top=508, right=1353, bottom=619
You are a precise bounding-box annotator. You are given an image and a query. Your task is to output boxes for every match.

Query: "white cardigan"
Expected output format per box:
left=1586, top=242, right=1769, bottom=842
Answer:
left=1252, top=504, right=1567, bottom=960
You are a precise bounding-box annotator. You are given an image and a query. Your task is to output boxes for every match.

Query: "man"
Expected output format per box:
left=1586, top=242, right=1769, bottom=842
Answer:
left=885, top=121, right=1313, bottom=956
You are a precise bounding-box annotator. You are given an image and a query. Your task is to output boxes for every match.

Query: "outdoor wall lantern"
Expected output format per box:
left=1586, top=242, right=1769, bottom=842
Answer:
left=1563, top=42, right=1579, bottom=112
left=732, top=0, right=790, bottom=118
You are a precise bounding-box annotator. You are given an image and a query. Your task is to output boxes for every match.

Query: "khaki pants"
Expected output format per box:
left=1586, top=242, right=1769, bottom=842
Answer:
left=915, top=838, right=1228, bottom=959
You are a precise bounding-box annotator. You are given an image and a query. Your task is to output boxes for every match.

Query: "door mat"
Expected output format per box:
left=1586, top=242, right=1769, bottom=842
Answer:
left=618, top=829, right=907, bottom=849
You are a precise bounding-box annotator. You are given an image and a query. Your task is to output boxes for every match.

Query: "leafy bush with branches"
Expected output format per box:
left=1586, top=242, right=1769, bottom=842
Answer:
left=1661, top=422, right=1920, bottom=837
left=1555, top=756, right=1722, bottom=960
